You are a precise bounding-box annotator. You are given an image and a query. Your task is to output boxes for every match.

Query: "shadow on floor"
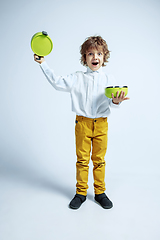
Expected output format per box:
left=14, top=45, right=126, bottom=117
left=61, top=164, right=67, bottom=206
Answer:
left=1, top=160, right=75, bottom=200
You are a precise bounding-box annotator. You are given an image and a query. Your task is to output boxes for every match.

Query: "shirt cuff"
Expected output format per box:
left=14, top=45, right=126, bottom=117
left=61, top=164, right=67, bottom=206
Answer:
left=110, top=100, right=121, bottom=108
left=40, top=61, right=49, bottom=71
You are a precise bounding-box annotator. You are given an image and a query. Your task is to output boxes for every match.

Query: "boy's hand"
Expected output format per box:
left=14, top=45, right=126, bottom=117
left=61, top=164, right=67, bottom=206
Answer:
left=112, top=91, right=130, bottom=104
left=34, top=54, right=45, bottom=64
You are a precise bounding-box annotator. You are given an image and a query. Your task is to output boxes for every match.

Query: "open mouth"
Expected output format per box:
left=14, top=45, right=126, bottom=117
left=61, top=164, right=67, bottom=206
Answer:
left=92, top=62, right=99, bottom=66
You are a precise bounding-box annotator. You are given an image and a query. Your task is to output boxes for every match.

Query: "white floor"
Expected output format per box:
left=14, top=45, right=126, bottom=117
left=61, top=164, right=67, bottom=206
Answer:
left=0, top=166, right=160, bottom=240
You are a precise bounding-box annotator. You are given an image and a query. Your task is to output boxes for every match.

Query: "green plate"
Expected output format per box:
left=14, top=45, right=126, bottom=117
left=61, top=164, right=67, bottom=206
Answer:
left=31, top=31, right=53, bottom=57
left=105, top=86, right=128, bottom=98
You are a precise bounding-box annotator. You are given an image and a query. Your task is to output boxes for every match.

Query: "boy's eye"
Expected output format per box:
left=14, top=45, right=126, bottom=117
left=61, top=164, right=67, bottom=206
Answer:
left=98, top=52, right=102, bottom=55
left=88, top=53, right=93, bottom=56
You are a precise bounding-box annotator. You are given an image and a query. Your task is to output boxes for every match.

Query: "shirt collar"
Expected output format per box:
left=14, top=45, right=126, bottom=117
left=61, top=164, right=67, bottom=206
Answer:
left=86, top=67, right=103, bottom=73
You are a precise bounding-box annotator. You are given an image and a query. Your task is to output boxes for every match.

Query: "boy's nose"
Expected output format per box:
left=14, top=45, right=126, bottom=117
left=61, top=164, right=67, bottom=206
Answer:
left=93, top=53, right=98, bottom=59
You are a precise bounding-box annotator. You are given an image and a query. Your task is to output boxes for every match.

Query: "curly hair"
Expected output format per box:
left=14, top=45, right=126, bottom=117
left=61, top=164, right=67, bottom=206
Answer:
left=80, top=36, right=110, bottom=67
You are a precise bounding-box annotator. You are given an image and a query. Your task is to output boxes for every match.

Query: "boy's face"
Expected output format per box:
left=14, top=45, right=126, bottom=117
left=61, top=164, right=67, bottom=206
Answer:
left=85, top=47, right=104, bottom=71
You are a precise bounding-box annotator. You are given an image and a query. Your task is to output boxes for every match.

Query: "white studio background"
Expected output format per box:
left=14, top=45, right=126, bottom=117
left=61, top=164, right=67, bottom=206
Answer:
left=0, top=0, right=160, bottom=240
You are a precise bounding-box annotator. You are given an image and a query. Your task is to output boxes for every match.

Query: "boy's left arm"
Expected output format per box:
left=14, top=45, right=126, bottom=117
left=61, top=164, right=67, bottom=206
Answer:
left=112, top=91, right=130, bottom=105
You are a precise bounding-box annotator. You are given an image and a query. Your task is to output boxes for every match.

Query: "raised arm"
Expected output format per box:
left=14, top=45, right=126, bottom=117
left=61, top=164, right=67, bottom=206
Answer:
left=34, top=54, right=77, bottom=92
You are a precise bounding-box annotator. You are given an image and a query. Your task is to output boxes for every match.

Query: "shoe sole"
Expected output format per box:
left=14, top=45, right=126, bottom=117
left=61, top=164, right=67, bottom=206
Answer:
left=69, top=204, right=80, bottom=210
left=95, top=199, right=113, bottom=209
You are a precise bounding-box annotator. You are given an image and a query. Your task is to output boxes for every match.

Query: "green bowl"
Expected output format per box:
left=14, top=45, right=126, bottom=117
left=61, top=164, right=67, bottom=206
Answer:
left=105, top=86, right=128, bottom=98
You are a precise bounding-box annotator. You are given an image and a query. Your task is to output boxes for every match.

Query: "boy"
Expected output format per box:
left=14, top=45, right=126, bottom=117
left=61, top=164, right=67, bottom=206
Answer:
left=34, top=36, right=129, bottom=210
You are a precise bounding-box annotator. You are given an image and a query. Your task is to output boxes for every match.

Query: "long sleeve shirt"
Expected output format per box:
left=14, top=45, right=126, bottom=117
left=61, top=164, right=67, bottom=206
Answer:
left=40, top=61, right=120, bottom=119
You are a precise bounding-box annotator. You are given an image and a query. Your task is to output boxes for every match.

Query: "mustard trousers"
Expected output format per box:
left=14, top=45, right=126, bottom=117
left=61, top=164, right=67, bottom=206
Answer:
left=75, top=115, right=108, bottom=196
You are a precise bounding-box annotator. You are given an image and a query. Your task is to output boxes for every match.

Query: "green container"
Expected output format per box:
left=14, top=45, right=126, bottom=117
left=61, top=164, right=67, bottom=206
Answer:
left=105, top=86, right=128, bottom=98
left=31, top=31, right=53, bottom=57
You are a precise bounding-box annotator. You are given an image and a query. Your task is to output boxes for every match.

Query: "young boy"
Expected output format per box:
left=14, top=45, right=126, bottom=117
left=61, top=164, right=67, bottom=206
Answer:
left=34, top=36, right=129, bottom=210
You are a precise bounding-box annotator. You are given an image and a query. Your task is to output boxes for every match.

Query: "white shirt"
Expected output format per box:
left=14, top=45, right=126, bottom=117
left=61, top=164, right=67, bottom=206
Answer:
left=40, top=61, right=120, bottom=118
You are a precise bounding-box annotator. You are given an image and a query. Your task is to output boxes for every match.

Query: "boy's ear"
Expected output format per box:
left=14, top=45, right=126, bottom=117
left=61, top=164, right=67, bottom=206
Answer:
left=84, top=54, right=87, bottom=65
left=103, top=55, right=105, bottom=63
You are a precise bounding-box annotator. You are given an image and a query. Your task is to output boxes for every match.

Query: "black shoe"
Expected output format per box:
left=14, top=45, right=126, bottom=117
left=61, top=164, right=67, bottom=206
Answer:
left=95, top=193, right=113, bottom=209
left=69, top=194, right=86, bottom=209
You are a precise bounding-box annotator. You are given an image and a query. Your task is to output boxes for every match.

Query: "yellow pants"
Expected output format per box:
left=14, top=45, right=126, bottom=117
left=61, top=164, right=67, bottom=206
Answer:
left=75, top=115, right=108, bottom=196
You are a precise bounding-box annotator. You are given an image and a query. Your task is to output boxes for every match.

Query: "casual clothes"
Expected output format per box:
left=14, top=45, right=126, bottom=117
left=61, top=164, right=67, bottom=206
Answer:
left=40, top=62, right=119, bottom=118
left=40, top=62, right=119, bottom=195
